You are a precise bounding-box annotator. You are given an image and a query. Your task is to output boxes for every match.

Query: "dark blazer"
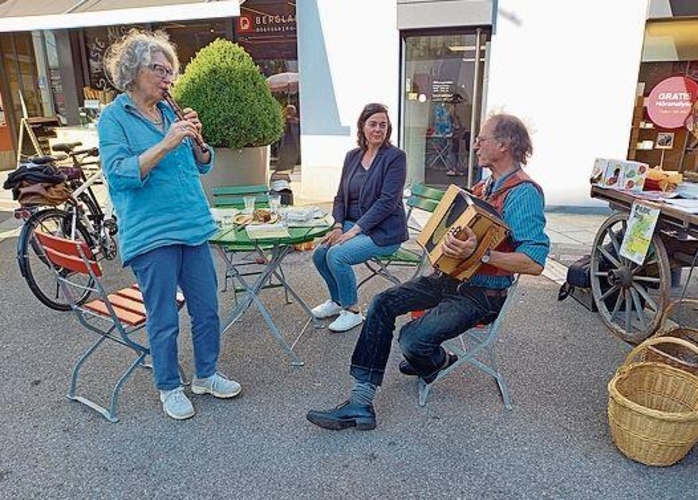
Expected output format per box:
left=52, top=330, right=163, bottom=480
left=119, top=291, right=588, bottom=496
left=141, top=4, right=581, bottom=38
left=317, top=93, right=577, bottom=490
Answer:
left=331, top=145, right=409, bottom=246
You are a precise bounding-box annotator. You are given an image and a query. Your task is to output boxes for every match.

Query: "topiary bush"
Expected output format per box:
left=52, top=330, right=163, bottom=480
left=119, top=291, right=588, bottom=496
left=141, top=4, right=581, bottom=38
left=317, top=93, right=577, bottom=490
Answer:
left=173, top=38, right=284, bottom=149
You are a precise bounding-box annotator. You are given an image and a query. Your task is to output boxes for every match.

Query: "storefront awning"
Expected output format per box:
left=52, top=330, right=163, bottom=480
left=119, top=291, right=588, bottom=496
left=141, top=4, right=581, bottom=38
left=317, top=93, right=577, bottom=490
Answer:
left=0, top=0, right=241, bottom=33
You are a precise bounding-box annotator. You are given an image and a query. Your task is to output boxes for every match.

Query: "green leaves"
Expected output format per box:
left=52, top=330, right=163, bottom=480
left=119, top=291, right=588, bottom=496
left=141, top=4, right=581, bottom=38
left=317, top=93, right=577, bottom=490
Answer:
left=173, top=39, right=284, bottom=149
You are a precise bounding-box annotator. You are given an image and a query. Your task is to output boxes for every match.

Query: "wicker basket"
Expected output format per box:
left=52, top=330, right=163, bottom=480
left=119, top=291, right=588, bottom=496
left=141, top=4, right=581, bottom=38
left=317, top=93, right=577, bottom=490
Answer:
left=608, top=337, right=698, bottom=466
left=645, top=299, right=698, bottom=376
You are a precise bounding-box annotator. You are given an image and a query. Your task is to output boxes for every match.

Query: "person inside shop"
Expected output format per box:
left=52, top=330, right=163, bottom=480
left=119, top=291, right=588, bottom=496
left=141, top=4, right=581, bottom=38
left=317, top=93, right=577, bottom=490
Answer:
left=306, top=113, right=550, bottom=431
left=446, top=93, right=468, bottom=177
left=276, top=104, right=300, bottom=171
left=311, top=103, right=409, bottom=333
left=99, top=29, right=241, bottom=420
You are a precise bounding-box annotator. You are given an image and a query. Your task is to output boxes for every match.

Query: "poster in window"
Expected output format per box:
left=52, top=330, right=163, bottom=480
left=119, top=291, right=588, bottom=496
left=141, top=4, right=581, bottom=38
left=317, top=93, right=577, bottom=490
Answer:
left=655, top=132, right=675, bottom=150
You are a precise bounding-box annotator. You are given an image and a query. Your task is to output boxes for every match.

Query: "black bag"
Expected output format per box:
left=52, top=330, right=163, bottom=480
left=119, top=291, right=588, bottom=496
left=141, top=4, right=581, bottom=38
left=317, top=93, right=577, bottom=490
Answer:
left=558, top=253, right=632, bottom=312
left=558, top=254, right=612, bottom=312
left=558, top=254, right=592, bottom=298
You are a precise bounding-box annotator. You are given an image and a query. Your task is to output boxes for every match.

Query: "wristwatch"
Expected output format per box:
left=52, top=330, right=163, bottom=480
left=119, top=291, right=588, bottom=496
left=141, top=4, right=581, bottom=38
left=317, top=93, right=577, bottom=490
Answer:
left=481, top=249, right=492, bottom=264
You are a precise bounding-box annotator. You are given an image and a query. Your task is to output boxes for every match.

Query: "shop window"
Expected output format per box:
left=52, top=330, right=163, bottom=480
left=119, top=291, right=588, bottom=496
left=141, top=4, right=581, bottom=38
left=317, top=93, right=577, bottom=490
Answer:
left=236, top=0, right=299, bottom=170
left=643, top=19, right=698, bottom=62
left=401, top=30, right=489, bottom=189
left=153, top=19, right=232, bottom=73
left=631, top=19, right=698, bottom=172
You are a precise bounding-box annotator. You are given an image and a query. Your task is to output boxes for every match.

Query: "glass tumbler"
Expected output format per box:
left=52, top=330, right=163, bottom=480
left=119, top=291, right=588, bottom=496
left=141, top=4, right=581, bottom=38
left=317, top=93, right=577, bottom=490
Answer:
left=243, top=196, right=256, bottom=214
left=269, top=193, right=281, bottom=215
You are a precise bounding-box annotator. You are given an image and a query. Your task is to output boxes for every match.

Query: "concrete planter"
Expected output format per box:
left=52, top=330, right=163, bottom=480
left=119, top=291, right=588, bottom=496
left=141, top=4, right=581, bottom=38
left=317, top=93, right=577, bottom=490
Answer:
left=200, top=146, right=270, bottom=203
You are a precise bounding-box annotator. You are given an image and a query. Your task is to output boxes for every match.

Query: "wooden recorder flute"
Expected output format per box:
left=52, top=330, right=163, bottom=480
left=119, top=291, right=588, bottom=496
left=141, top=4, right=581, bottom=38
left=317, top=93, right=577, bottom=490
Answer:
left=162, top=90, right=208, bottom=154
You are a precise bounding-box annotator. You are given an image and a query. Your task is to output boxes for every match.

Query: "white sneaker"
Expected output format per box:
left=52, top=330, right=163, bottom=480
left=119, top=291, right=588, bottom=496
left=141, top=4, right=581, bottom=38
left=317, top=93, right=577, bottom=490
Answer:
left=312, top=299, right=343, bottom=319
left=160, top=387, right=195, bottom=420
left=328, top=310, right=364, bottom=332
left=191, top=372, right=242, bottom=399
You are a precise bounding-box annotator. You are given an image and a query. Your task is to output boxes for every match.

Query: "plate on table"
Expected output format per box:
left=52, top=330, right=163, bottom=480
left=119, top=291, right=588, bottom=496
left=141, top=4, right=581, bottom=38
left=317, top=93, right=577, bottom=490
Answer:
left=210, top=207, right=239, bottom=223
left=233, top=211, right=279, bottom=226
left=285, top=206, right=323, bottom=222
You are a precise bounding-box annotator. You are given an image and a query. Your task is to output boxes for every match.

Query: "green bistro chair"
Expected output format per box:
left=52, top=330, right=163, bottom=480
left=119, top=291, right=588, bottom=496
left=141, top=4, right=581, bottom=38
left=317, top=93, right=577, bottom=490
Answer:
left=357, top=183, right=446, bottom=289
left=212, top=184, right=270, bottom=209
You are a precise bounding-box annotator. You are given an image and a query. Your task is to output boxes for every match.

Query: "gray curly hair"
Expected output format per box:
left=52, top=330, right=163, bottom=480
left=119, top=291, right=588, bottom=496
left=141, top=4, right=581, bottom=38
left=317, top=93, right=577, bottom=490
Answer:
left=490, top=113, right=533, bottom=166
left=104, top=29, right=179, bottom=91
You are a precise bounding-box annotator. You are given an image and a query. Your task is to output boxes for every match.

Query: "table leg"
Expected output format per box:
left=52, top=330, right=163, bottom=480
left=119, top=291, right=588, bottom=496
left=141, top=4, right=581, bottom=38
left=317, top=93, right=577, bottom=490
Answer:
left=218, top=245, right=305, bottom=366
left=270, top=264, right=321, bottom=329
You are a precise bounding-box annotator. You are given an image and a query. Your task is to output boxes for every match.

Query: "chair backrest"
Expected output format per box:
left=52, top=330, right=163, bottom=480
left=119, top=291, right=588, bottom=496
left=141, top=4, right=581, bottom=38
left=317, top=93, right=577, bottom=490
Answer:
left=406, top=182, right=445, bottom=213
left=403, top=183, right=446, bottom=234
left=212, top=184, right=270, bottom=208
left=34, top=231, right=101, bottom=278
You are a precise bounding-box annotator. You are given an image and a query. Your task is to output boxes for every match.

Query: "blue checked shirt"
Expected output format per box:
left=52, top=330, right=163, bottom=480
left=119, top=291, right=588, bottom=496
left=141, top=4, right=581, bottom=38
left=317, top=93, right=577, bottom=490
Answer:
left=469, top=171, right=550, bottom=290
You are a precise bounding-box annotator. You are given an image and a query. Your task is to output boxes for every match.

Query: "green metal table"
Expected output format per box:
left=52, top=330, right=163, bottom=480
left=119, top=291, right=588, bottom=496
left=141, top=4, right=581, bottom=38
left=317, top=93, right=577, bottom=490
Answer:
left=210, top=216, right=334, bottom=366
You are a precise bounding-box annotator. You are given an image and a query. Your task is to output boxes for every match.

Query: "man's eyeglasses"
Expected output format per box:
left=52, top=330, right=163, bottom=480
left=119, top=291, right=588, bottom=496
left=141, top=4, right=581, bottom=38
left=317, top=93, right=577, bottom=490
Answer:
left=149, top=63, right=176, bottom=80
left=474, top=135, right=496, bottom=145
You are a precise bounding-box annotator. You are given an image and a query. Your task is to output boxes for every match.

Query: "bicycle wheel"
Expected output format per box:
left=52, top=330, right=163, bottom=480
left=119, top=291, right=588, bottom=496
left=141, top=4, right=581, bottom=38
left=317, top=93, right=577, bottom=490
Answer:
left=17, top=208, right=95, bottom=311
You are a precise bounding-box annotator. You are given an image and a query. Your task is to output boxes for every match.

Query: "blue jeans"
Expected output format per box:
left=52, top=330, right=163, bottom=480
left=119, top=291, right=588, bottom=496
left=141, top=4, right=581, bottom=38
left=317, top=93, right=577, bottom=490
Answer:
left=130, top=243, right=220, bottom=391
left=312, top=221, right=400, bottom=308
left=350, top=273, right=506, bottom=385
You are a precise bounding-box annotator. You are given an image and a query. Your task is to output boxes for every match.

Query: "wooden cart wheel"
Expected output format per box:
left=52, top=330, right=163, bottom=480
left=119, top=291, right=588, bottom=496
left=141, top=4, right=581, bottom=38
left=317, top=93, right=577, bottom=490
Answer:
left=590, top=212, right=670, bottom=344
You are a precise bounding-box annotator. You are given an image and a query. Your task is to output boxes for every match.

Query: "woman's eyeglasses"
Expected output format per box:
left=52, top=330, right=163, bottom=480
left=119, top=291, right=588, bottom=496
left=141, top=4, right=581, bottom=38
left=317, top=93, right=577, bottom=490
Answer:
left=150, top=63, right=176, bottom=80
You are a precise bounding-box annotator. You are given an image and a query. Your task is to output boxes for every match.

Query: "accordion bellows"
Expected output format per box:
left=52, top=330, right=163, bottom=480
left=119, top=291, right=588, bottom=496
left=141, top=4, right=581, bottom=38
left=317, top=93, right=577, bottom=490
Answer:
left=416, top=184, right=510, bottom=280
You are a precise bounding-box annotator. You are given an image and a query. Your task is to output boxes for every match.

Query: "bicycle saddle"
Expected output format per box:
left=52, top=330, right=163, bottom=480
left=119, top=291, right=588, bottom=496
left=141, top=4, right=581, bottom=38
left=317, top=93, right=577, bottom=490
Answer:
left=52, top=142, right=83, bottom=153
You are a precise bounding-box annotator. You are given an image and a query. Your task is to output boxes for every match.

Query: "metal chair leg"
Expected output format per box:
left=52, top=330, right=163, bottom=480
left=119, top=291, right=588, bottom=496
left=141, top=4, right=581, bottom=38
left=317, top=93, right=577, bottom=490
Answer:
left=418, top=378, right=431, bottom=407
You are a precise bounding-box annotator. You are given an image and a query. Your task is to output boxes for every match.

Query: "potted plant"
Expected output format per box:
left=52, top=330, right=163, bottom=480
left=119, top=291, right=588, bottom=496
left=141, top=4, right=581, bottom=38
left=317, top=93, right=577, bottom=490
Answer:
left=173, top=38, right=284, bottom=199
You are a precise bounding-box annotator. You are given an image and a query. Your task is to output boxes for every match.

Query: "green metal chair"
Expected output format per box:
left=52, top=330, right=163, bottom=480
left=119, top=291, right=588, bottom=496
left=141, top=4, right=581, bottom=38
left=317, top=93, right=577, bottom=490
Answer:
left=357, top=183, right=445, bottom=289
left=212, top=184, right=270, bottom=209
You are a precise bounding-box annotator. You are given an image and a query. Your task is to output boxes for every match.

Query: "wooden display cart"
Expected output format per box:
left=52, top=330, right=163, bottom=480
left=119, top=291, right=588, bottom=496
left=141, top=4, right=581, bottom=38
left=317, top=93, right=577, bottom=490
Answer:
left=590, top=185, right=698, bottom=344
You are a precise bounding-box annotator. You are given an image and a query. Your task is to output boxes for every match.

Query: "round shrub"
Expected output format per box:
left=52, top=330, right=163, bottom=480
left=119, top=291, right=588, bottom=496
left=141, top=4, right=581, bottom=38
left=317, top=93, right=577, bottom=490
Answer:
left=173, top=39, right=284, bottom=149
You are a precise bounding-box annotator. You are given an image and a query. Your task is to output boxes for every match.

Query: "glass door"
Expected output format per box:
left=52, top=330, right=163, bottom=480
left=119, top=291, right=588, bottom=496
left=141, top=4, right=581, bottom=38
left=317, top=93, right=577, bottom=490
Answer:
left=400, top=29, right=489, bottom=188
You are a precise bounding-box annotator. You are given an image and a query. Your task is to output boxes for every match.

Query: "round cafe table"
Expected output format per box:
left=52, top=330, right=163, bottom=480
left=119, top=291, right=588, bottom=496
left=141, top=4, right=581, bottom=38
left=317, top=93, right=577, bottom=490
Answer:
left=209, top=213, right=334, bottom=366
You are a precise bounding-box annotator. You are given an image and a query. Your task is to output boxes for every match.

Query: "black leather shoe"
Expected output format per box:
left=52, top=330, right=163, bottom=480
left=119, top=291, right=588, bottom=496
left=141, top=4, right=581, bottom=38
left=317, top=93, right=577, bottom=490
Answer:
left=423, top=352, right=459, bottom=384
left=398, top=359, right=419, bottom=376
left=306, top=400, right=377, bottom=431
left=399, top=352, right=458, bottom=378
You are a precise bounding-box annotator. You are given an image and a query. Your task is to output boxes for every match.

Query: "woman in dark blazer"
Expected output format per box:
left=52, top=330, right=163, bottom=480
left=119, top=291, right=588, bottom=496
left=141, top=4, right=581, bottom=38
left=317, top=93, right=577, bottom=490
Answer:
left=312, top=103, right=409, bottom=332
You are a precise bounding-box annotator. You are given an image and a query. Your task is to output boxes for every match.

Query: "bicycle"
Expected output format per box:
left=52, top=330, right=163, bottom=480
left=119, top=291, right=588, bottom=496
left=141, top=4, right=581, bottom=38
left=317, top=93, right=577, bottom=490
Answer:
left=15, top=143, right=118, bottom=311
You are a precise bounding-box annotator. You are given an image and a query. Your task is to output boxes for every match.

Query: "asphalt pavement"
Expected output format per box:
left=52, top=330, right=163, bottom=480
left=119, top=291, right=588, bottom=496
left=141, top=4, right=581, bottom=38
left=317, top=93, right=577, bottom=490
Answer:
left=0, top=204, right=698, bottom=499
left=0, top=175, right=696, bottom=498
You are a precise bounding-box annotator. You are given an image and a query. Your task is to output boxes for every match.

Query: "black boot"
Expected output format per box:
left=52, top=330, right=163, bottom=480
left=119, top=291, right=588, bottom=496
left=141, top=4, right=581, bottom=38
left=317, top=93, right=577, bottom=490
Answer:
left=306, top=400, right=376, bottom=431
left=399, top=352, right=458, bottom=380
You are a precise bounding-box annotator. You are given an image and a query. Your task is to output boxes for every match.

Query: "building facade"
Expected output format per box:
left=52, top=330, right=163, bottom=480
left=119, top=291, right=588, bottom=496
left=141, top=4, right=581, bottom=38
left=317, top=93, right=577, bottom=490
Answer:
left=1, top=0, right=698, bottom=207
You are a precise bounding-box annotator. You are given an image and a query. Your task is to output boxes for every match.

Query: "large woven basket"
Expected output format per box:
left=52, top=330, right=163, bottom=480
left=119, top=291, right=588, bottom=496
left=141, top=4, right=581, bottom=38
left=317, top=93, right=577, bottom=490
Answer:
left=608, top=337, right=698, bottom=466
left=644, top=299, right=698, bottom=376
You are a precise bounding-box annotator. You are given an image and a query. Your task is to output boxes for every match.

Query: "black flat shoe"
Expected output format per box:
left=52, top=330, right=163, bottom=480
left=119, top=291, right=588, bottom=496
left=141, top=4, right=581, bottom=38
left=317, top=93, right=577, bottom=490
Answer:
left=399, top=352, right=458, bottom=378
left=306, top=400, right=376, bottom=431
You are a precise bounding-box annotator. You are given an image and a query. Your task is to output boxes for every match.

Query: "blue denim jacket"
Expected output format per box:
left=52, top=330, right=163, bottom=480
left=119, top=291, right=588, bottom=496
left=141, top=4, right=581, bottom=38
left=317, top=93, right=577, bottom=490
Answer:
left=98, top=93, right=216, bottom=266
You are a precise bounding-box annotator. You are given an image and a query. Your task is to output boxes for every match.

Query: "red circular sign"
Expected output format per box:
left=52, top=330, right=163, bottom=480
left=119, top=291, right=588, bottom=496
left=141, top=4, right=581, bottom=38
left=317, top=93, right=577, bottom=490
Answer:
left=646, top=76, right=698, bottom=129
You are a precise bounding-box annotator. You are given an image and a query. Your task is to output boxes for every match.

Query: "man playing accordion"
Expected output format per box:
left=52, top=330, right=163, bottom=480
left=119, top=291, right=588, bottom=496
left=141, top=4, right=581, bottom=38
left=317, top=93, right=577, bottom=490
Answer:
left=306, top=113, right=550, bottom=431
